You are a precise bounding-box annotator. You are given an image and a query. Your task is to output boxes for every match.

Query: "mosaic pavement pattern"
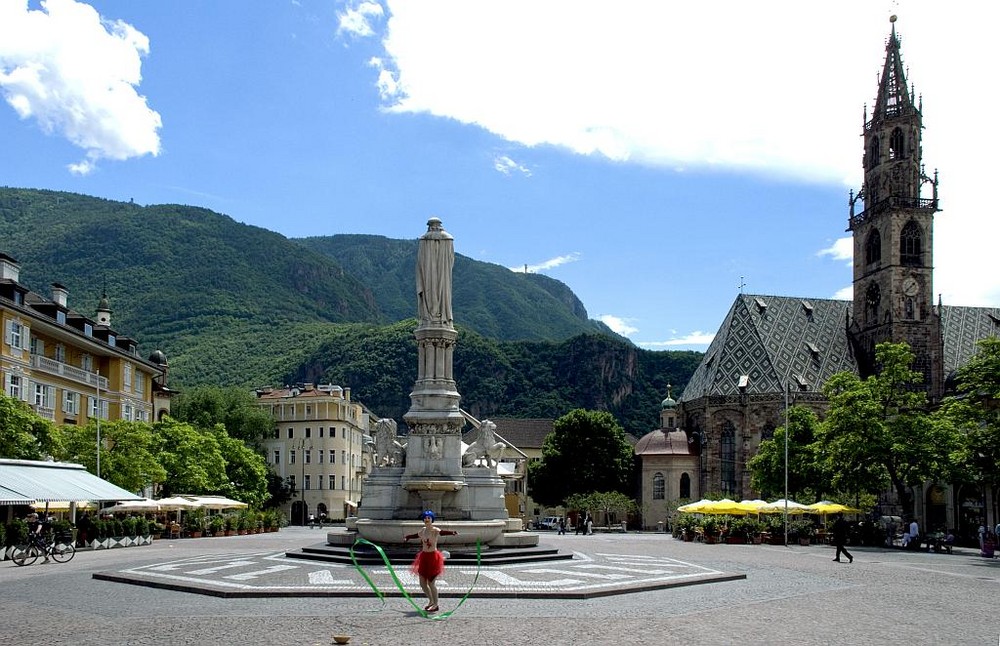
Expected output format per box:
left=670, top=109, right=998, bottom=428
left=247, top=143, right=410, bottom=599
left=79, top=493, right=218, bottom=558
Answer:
left=93, top=548, right=744, bottom=599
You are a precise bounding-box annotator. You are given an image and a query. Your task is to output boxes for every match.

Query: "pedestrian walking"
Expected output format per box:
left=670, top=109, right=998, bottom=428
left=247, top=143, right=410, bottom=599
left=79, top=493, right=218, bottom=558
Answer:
left=831, top=513, right=853, bottom=563
left=558, top=518, right=566, bottom=535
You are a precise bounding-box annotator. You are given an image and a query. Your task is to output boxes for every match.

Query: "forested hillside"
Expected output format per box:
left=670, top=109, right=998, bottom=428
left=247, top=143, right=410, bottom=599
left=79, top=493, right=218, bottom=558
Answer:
left=285, top=320, right=703, bottom=438
left=0, top=187, right=702, bottom=434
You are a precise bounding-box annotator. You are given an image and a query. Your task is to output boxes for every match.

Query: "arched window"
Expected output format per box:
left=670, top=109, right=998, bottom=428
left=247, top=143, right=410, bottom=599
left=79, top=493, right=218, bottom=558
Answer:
left=865, top=283, right=881, bottom=325
left=680, top=473, right=691, bottom=499
left=865, top=229, right=882, bottom=265
left=904, top=297, right=915, bottom=320
left=721, top=421, right=736, bottom=494
left=900, top=220, right=922, bottom=266
left=868, top=136, right=880, bottom=169
left=889, top=127, right=905, bottom=160
left=652, top=472, right=665, bottom=500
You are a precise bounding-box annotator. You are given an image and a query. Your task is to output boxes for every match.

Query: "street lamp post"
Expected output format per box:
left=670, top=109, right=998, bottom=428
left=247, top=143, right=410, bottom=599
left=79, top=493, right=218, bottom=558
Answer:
left=299, top=438, right=311, bottom=525
left=95, top=369, right=101, bottom=478
left=784, top=381, right=790, bottom=546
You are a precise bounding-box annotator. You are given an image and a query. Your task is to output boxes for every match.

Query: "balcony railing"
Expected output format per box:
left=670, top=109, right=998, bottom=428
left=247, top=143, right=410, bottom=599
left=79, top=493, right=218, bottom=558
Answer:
left=30, top=355, right=109, bottom=390
left=848, top=196, right=938, bottom=230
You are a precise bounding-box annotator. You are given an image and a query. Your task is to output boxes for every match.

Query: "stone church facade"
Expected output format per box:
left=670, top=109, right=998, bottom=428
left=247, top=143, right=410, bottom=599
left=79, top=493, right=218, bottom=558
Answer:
left=639, top=20, right=1000, bottom=537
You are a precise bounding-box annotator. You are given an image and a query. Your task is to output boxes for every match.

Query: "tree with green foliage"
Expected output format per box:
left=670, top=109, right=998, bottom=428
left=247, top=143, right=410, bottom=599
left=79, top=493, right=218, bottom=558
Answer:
left=817, top=342, right=962, bottom=517
left=748, top=406, right=829, bottom=500
left=565, top=491, right=638, bottom=527
left=528, top=409, right=634, bottom=507
left=0, top=394, right=59, bottom=459
left=0, top=395, right=53, bottom=459
left=936, top=337, right=1000, bottom=490
left=170, top=386, right=275, bottom=445
left=153, top=418, right=228, bottom=497
left=212, top=426, right=270, bottom=508
left=56, top=419, right=166, bottom=494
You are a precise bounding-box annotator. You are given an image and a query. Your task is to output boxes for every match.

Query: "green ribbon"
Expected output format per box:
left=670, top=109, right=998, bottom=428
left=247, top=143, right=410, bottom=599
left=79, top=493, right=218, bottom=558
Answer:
left=350, top=537, right=481, bottom=620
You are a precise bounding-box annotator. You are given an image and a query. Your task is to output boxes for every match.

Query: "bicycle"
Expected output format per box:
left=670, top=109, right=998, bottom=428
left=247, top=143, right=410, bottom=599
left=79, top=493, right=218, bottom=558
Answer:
left=11, top=533, right=76, bottom=566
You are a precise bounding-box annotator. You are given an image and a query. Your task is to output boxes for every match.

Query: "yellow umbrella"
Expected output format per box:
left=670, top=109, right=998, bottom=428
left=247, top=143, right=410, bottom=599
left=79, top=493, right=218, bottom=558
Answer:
left=679, top=499, right=759, bottom=515
left=677, top=499, right=716, bottom=513
left=805, top=501, right=860, bottom=515
left=758, top=499, right=810, bottom=515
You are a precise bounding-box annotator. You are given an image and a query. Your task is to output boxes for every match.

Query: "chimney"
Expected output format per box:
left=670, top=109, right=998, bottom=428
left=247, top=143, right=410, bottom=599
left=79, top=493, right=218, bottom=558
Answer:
left=344, top=387, right=351, bottom=401
left=51, top=283, right=68, bottom=308
left=0, top=254, right=20, bottom=282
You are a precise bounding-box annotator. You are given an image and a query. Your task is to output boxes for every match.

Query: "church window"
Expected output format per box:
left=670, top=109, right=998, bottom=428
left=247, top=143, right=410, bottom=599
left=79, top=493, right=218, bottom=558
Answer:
left=652, top=473, right=665, bottom=500
left=680, top=473, right=691, bottom=499
left=720, top=421, right=736, bottom=494
left=865, top=230, right=881, bottom=265
left=900, top=220, right=922, bottom=266
left=905, top=298, right=915, bottom=320
left=868, top=137, right=880, bottom=169
left=865, top=283, right=881, bottom=324
left=889, top=127, right=905, bottom=159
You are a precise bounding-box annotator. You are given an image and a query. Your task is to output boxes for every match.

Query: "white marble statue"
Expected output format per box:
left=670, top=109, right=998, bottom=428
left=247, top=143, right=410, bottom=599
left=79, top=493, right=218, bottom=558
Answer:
left=374, top=418, right=405, bottom=467
left=416, top=217, right=454, bottom=325
left=462, top=419, right=506, bottom=468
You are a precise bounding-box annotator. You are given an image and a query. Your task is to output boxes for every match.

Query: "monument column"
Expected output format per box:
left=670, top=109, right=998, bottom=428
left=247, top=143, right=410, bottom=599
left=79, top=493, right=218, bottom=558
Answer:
left=403, top=218, right=466, bottom=482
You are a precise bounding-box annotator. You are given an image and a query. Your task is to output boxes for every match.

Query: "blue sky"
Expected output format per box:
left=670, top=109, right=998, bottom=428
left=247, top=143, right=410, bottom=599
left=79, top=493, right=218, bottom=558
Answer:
left=1, top=1, right=997, bottom=351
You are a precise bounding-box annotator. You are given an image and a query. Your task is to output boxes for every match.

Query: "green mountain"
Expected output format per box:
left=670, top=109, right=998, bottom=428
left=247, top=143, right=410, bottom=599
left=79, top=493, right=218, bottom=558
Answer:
left=296, top=234, right=610, bottom=341
left=0, top=187, right=701, bottom=434
left=286, top=321, right=703, bottom=438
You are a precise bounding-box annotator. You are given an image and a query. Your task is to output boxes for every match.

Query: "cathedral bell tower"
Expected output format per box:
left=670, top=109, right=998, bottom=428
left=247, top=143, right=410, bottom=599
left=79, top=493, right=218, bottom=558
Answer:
left=847, top=16, right=943, bottom=400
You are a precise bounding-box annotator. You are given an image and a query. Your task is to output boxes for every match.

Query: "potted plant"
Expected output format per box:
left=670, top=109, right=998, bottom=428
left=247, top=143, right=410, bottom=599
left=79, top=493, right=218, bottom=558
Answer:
left=699, top=516, right=721, bottom=543
left=209, top=515, right=225, bottom=537
left=223, top=515, right=236, bottom=536
left=727, top=517, right=754, bottom=544
left=185, top=509, right=205, bottom=538
left=791, top=519, right=815, bottom=545
left=674, top=513, right=696, bottom=541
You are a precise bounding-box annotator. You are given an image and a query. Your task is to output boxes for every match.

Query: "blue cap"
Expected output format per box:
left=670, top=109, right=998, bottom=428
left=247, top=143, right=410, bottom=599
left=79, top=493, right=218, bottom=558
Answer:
left=421, top=510, right=435, bottom=521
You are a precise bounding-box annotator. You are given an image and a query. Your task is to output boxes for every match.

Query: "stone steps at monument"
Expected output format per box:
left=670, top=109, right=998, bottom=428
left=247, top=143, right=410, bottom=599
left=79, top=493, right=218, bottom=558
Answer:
left=285, top=542, right=573, bottom=566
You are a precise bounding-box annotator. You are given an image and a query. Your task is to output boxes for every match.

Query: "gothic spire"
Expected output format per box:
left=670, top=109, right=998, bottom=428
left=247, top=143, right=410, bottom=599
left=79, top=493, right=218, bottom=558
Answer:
left=871, top=16, right=915, bottom=125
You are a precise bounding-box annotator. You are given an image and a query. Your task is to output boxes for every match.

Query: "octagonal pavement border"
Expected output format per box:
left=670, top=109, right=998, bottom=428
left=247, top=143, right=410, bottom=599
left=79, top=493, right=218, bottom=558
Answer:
left=93, top=543, right=745, bottom=599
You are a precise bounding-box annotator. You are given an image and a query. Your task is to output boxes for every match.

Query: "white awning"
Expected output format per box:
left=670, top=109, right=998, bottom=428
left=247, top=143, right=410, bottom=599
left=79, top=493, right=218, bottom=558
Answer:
left=0, top=485, right=34, bottom=505
left=0, top=459, right=142, bottom=503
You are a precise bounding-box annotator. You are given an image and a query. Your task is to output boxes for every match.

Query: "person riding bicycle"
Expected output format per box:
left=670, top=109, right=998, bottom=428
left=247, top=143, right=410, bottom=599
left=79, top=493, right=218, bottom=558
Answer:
left=26, top=512, right=53, bottom=563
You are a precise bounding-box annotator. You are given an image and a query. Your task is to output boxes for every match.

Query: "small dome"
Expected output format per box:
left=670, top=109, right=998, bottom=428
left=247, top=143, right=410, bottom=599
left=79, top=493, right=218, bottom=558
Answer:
left=148, top=349, right=167, bottom=366
left=660, top=384, right=676, bottom=409
left=97, top=294, right=111, bottom=311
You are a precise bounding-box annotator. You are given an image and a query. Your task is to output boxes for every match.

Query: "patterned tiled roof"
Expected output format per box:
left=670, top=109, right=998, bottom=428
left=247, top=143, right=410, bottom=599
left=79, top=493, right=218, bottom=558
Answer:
left=681, top=293, right=1000, bottom=401
left=680, top=294, right=855, bottom=400
left=941, top=304, right=1000, bottom=376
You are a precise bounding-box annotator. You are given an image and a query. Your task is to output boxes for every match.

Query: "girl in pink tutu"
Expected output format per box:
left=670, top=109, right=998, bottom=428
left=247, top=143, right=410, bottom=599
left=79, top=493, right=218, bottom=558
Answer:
left=404, top=510, right=457, bottom=612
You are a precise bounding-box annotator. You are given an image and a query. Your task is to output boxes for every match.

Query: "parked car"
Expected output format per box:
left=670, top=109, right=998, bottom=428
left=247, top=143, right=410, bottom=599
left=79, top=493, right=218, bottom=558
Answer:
left=537, top=516, right=563, bottom=531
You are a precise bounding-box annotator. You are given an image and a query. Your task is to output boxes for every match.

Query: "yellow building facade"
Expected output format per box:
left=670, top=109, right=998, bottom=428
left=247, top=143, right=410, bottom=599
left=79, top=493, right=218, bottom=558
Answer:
left=0, top=253, right=167, bottom=426
left=255, top=384, right=373, bottom=524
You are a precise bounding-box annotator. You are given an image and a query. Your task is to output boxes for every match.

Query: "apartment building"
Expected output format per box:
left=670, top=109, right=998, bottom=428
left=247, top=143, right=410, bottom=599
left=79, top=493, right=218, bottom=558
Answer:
left=255, top=383, right=373, bottom=524
left=0, top=253, right=168, bottom=426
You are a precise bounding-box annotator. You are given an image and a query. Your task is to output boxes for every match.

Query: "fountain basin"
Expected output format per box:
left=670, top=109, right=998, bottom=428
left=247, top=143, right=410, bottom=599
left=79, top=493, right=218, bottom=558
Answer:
left=355, top=519, right=505, bottom=545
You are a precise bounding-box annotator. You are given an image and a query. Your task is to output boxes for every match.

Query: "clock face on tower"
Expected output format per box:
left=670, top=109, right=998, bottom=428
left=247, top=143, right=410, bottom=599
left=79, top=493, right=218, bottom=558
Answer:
left=902, top=277, right=919, bottom=297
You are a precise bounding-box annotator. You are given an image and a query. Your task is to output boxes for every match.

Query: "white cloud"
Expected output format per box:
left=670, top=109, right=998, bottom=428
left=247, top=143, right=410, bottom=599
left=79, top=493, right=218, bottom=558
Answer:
left=337, top=1, right=384, bottom=38
left=818, top=237, right=853, bottom=264
left=509, top=252, right=581, bottom=274
left=493, top=154, right=531, bottom=177
left=359, top=2, right=1000, bottom=310
left=0, top=0, right=161, bottom=174
left=597, top=314, right=638, bottom=337
left=831, top=286, right=853, bottom=301
left=637, top=331, right=716, bottom=349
